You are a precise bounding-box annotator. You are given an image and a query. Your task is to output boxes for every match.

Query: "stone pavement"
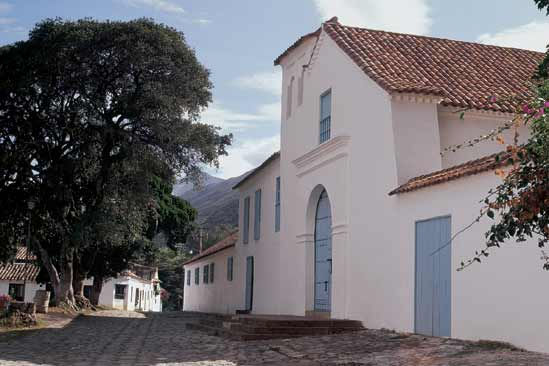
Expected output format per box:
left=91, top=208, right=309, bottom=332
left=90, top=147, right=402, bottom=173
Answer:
left=1, top=310, right=549, bottom=365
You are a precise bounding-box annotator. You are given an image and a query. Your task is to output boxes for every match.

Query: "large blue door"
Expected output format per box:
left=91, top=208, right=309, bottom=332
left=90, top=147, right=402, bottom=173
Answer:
left=415, top=216, right=451, bottom=337
left=314, top=190, right=332, bottom=312
left=245, top=256, right=254, bottom=311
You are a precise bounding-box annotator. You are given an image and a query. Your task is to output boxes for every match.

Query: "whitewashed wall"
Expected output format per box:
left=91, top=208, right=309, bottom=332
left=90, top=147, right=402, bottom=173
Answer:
left=183, top=247, right=239, bottom=314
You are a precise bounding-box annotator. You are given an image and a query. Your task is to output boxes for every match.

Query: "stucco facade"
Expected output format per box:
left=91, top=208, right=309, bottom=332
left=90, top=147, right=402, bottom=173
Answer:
left=183, top=19, right=547, bottom=352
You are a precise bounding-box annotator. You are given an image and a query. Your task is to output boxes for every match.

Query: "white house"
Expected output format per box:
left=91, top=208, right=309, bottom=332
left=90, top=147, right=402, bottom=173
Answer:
left=0, top=248, right=162, bottom=312
left=183, top=17, right=549, bottom=352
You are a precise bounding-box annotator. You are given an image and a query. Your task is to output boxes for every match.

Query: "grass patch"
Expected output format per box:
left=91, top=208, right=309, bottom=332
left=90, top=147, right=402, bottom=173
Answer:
left=471, top=339, right=524, bottom=352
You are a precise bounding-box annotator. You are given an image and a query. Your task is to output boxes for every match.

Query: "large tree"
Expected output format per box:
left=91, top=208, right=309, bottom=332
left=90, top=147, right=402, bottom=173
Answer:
left=0, top=18, right=230, bottom=306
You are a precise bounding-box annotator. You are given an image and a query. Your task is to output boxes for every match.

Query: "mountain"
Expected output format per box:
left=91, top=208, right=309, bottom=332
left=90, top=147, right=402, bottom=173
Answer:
left=172, top=172, right=224, bottom=197
left=177, top=171, right=250, bottom=229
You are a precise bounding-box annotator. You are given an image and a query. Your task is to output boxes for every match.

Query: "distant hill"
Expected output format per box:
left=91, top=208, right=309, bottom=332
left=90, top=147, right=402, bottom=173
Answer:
left=176, top=171, right=250, bottom=229
left=172, top=172, right=224, bottom=197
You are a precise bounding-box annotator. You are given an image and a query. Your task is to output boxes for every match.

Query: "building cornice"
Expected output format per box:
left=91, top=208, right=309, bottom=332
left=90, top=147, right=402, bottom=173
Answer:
left=438, top=106, right=514, bottom=121
left=390, top=92, right=444, bottom=104
left=292, top=135, right=350, bottom=170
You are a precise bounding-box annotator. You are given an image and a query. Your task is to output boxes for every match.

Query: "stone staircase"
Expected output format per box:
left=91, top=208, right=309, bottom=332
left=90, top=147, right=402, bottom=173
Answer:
left=184, top=312, right=364, bottom=341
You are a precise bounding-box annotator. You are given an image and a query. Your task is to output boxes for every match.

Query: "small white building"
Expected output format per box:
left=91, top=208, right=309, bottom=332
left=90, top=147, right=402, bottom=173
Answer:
left=183, top=17, right=549, bottom=353
left=0, top=248, right=162, bottom=312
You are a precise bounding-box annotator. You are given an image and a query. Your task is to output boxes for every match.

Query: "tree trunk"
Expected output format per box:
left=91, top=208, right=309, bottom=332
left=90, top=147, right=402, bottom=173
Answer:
left=72, top=255, right=85, bottom=298
left=37, top=242, right=75, bottom=307
left=90, top=275, right=103, bottom=306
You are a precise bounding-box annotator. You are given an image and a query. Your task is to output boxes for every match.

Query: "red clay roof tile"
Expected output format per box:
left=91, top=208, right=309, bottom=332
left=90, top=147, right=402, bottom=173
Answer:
left=276, top=19, right=545, bottom=113
left=183, top=231, right=238, bottom=266
left=389, top=152, right=511, bottom=195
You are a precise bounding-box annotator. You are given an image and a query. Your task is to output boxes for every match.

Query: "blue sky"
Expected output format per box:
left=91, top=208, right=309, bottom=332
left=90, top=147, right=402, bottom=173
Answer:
left=1, top=0, right=548, bottom=178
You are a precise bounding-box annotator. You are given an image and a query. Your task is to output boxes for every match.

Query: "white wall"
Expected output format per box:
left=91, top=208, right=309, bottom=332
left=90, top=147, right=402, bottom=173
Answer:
left=183, top=247, right=240, bottom=314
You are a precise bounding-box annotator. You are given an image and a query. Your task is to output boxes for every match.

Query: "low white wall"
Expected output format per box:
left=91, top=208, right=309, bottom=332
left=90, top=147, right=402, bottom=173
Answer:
left=183, top=247, right=240, bottom=314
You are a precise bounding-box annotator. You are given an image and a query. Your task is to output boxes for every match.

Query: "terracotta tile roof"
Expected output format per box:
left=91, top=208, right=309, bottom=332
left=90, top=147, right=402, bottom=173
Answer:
left=15, top=247, right=36, bottom=261
left=232, top=151, right=280, bottom=190
left=389, top=152, right=511, bottom=195
left=276, top=18, right=545, bottom=113
left=0, top=263, right=40, bottom=281
left=183, top=231, right=238, bottom=266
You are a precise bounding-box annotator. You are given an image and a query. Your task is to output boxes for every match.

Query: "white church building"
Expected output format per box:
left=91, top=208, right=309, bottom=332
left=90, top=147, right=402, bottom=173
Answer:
left=183, top=17, right=549, bottom=352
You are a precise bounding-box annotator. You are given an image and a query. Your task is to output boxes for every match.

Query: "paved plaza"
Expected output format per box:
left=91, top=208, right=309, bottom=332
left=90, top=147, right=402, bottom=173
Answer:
left=1, top=311, right=549, bottom=365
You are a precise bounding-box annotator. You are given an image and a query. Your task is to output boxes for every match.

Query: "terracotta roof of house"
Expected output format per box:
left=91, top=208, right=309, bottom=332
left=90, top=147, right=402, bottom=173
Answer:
left=232, top=151, right=280, bottom=189
left=275, top=17, right=544, bottom=113
left=389, top=152, right=511, bottom=195
left=15, top=247, right=36, bottom=261
left=0, top=263, right=40, bottom=281
left=183, top=231, right=238, bottom=266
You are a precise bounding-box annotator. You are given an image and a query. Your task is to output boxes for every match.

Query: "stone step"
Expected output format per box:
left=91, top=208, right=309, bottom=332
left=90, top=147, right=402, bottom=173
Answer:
left=186, top=321, right=302, bottom=341
left=235, top=318, right=363, bottom=329
left=234, top=324, right=363, bottom=335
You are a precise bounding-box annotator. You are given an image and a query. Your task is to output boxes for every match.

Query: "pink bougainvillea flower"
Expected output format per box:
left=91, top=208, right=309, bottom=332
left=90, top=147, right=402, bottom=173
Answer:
left=545, top=101, right=549, bottom=108
left=490, top=96, right=497, bottom=103
left=522, top=104, right=531, bottom=114
left=535, top=108, right=544, bottom=118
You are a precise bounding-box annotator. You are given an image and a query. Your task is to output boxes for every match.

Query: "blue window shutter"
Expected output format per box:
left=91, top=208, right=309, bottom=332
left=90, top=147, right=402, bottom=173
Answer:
left=186, top=270, right=190, bottom=286
left=243, top=197, right=250, bottom=244
left=254, top=189, right=261, bottom=240
left=203, top=265, right=209, bottom=284
left=195, top=267, right=199, bottom=285
left=275, top=177, right=281, bottom=232
left=320, top=90, right=331, bottom=143
left=210, top=263, right=215, bottom=283
left=227, top=256, right=233, bottom=281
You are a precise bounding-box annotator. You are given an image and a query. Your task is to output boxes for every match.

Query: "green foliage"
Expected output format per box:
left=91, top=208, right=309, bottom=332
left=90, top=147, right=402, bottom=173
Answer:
left=148, top=176, right=197, bottom=249
left=154, top=248, right=189, bottom=311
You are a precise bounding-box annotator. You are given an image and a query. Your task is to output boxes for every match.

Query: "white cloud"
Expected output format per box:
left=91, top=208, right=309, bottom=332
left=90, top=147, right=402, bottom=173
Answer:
left=200, top=102, right=280, bottom=131
left=0, top=2, right=12, bottom=13
left=122, top=0, right=184, bottom=14
left=477, top=21, right=549, bottom=52
left=312, top=0, right=431, bottom=35
left=0, top=17, right=15, bottom=25
left=234, top=69, right=282, bottom=96
left=211, top=135, right=280, bottom=178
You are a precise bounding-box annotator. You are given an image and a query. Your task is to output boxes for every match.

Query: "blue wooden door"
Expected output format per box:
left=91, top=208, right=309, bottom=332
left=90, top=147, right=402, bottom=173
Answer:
left=314, top=190, right=332, bottom=312
left=245, top=256, right=254, bottom=311
left=415, top=216, right=451, bottom=337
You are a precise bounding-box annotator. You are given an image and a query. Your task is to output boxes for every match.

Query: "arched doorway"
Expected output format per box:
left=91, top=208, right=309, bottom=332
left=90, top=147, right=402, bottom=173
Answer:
left=314, top=189, right=332, bottom=312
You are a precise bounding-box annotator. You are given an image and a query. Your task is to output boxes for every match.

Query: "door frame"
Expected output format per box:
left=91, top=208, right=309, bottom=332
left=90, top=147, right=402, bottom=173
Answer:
left=414, top=214, right=452, bottom=336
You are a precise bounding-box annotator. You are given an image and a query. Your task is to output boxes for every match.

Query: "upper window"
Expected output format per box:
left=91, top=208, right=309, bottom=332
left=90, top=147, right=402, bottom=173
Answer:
left=254, top=189, right=262, bottom=240
left=320, top=90, right=332, bottom=143
left=243, top=196, right=250, bottom=244
left=186, top=270, right=191, bottom=286
left=275, top=177, right=281, bottom=232
left=298, top=68, right=305, bottom=106
left=195, top=267, right=199, bottom=285
left=227, top=256, right=234, bottom=281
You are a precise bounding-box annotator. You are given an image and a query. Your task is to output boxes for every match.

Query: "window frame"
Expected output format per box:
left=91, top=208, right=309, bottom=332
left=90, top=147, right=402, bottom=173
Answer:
left=186, top=270, right=191, bottom=286
left=195, top=267, right=200, bottom=285
left=114, top=284, right=126, bottom=300
left=8, top=283, right=25, bottom=302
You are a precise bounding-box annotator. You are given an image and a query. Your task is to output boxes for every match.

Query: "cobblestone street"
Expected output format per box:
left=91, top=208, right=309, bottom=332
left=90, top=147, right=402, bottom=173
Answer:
left=1, top=311, right=549, bottom=365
